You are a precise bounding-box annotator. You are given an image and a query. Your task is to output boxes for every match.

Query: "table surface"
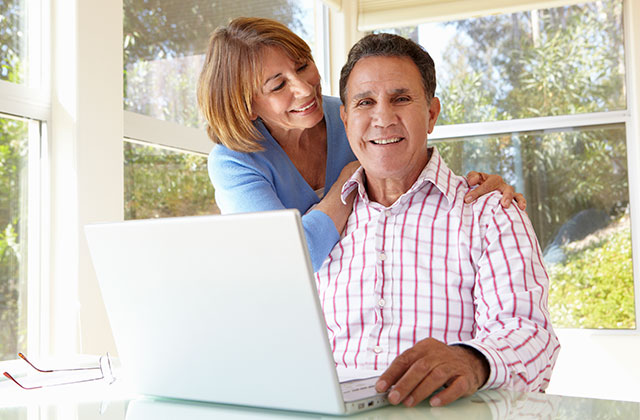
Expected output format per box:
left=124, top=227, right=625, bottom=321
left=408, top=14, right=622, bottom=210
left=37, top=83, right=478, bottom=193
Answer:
left=1, top=377, right=639, bottom=420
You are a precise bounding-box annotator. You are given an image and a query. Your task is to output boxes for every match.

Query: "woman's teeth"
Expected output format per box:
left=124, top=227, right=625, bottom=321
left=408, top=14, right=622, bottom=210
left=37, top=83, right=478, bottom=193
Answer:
left=293, top=100, right=315, bottom=112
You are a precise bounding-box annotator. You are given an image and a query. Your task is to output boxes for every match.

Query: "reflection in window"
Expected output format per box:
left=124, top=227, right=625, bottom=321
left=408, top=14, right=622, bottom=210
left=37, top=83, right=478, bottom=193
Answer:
left=434, top=124, right=634, bottom=329
left=124, top=140, right=218, bottom=220
left=378, top=0, right=625, bottom=124
left=0, top=115, right=29, bottom=361
left=123, top=0, right=317, bottom=128
left=0, top=0, right=27, bottom=84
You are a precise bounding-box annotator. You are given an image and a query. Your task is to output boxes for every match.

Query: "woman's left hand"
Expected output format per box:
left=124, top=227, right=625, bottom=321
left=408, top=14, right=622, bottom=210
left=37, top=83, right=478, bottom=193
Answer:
left=465, top=171, right=526, bottom=210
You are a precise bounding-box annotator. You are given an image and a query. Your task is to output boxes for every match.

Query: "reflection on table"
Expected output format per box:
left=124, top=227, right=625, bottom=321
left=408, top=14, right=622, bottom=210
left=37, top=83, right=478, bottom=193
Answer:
left=1, top=388, right=639, bottom=420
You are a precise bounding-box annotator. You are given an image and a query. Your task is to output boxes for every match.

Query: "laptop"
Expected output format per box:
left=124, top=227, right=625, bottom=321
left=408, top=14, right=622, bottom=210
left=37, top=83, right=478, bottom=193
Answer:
left=85, top=209, right=388, bottom=415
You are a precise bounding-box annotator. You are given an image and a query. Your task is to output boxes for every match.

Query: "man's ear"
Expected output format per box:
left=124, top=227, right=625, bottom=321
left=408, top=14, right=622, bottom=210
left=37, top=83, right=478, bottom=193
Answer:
left=340, top=105, right=347, bottom=128
left=427, top=97, right=441, bottom=134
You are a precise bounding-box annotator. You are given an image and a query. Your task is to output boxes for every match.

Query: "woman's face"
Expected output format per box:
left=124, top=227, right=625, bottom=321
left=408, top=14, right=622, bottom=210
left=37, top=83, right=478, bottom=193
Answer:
left=251, top=46, right=324, bottom=136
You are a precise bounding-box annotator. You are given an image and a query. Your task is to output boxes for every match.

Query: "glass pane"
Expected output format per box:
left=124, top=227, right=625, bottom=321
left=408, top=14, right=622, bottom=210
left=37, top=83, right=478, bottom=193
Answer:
left=124, top=141, right=218, bottom=220
left=433, top=124, right=634, bottom=329
left=0, top=0, right=27, bottom=84
left=378, top=0, right=625, bottom=124
left=123, top=0, right=317, bottom=128
left=0, top=114, right=29, bottom=361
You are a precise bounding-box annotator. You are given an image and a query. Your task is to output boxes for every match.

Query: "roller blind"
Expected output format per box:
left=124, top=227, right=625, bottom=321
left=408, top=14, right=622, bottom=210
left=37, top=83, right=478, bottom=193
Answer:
left=357, top=0, right=586, bottom=31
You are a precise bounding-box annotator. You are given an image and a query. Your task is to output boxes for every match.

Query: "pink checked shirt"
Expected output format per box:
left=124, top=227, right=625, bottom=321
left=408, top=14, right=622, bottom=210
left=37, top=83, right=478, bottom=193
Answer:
left=315, top=147, right=559, bottom=392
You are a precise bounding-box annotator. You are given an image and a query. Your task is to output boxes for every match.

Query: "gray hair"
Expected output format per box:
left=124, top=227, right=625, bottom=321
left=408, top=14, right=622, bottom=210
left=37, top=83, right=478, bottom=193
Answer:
left=339, top=33, right=436, bottom=104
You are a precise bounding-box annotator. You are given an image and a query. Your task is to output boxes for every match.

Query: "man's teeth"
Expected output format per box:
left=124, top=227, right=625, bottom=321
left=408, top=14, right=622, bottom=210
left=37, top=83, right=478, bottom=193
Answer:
left=372, top=137, right=403, bottom=145
left=293, top=101, right=315, bottom=112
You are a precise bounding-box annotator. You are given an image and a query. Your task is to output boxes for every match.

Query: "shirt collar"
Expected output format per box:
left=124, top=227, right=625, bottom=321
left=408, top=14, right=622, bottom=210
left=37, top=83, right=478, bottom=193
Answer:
left=340, top=146, right=459, bottom=209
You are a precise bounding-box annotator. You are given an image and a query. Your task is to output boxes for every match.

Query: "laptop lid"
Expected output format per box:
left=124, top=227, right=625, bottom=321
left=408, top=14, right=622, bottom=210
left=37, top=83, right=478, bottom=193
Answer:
left=85, top=209, right=347, bottom=415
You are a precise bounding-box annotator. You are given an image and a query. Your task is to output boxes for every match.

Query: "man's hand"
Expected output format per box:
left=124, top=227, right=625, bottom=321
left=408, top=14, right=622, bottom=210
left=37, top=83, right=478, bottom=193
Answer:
left=375, top=338, right=490, bottom=407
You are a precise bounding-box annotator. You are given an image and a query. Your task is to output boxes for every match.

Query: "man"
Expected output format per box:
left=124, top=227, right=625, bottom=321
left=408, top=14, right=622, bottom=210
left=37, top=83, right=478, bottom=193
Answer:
left=315, top=33, right=560, bottom=408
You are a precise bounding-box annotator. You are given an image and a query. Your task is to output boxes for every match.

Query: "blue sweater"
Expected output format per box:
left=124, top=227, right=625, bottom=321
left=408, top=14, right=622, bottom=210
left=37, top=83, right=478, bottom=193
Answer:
left=208, top=96, right=356, bottom=271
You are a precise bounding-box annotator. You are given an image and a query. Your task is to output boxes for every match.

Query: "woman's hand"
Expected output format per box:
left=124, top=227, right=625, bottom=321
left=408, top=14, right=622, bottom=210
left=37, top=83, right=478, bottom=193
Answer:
left=465, top=171, right=526, bottom=210
left=315, top=161, right=361, bottom=234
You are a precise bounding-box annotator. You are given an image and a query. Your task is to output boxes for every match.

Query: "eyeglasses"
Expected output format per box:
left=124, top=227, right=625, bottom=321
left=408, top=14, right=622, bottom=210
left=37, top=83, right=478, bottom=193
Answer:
left=3, top=352, right=116, bottom=390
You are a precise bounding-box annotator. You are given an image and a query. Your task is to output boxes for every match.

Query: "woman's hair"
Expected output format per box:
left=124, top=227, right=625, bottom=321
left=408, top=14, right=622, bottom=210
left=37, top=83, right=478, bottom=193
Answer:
left=197, top=17, right=313, bottom=152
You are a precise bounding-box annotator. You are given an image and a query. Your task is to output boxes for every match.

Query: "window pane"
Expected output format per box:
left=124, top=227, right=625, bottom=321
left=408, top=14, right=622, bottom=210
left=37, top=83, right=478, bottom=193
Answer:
left=0, top=115, right=29, bottom=361
left=433, top=124, right=634, bottom=329
left=0, top=0, right=27, bottom=84
left=123, top=0, right=317, bottom=128
left=124, top=141, right=218, bottom=220
left=379, top=0, right=625, bottom=124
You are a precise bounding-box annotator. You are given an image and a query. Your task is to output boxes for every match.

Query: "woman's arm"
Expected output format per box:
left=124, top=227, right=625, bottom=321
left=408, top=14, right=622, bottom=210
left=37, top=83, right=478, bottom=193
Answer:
left=209, top=150, right=357, bottom=271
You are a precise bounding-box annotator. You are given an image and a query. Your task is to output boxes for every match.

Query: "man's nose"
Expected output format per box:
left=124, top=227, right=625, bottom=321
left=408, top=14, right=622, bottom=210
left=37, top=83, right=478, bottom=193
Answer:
left=372, top=103, right=398, bottom=127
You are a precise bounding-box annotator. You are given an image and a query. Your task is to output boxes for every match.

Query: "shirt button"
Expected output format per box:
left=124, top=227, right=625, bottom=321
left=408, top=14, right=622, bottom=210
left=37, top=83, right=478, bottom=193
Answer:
left=379, top=252, right=386, bottom=261
left=373, top=346, right=383, bottom=354
left=384, top=210, right=392, bottom=217
left=378, top=298, right=386, bottom=307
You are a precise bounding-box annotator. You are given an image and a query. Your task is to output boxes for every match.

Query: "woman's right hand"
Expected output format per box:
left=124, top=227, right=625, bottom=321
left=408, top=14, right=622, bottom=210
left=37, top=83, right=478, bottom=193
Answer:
left=315, top=160, right=361, bottom=234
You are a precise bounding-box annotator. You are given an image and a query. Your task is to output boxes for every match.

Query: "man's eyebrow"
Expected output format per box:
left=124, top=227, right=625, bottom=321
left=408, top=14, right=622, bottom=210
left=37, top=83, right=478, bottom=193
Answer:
left=351, top=87, right=411, bottom=102
left=351, top=91, right=373, bottom=102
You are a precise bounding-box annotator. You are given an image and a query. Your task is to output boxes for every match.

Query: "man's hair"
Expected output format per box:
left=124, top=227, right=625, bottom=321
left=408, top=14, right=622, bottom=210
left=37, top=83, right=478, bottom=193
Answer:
left=197, top=17, right=313, bottom=152
left=339, top=33, right=436, bottom=105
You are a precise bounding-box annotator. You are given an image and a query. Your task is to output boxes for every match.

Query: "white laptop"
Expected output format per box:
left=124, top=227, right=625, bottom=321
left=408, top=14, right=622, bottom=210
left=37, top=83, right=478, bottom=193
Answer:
left=85, top=209, right=388, bottom=415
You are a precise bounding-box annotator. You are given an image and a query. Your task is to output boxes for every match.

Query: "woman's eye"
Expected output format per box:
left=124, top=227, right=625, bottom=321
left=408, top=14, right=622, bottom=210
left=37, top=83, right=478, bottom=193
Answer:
left=272, top=81, right=285, bottom=92
left=297, top=63, right=308, bottom=72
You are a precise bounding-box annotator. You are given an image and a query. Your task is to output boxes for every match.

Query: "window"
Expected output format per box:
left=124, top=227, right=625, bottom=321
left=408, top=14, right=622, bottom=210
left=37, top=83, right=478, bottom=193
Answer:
left=378, top=0, right=634, bottom=329
left=0, top=0, right=46, bottom=362
left=122, top=0, right=320, bottom=217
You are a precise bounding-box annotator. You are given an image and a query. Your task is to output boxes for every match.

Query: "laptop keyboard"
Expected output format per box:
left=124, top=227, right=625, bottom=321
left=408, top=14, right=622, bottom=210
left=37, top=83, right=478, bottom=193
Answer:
left=340, top=376, right=381, bottom=402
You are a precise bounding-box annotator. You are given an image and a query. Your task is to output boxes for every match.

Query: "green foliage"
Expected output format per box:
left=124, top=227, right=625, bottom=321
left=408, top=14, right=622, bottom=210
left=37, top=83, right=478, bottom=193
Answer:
left=0, top=116, right=28, bottom=360
left=124, top=142, right=217, bottom=220
left=548, top=219, right=635, bottom=329
left=0, top=0, right=26, bottom=83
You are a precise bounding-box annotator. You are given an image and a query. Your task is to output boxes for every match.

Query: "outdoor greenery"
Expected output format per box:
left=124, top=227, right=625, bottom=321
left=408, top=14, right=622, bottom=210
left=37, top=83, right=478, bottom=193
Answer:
left=548, top=217, right=634, bottom=328
left=1, top=0, right=28, bottom=361
left=124, top=142, right=217, bottom=220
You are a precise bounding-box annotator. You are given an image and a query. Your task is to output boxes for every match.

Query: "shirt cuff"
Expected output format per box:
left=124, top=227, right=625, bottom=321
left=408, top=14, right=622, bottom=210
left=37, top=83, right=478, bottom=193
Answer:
left=449, top=340, right=509, bottom=391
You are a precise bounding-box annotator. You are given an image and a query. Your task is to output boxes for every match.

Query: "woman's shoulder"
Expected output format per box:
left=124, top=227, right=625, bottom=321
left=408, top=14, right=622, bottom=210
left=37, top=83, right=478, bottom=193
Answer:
left=322, top=95, right=342, bottom=113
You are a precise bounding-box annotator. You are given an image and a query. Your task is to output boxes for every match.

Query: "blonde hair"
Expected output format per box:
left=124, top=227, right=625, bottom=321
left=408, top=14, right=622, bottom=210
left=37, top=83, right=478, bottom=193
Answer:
left=197, top=17, right=313, bottom=152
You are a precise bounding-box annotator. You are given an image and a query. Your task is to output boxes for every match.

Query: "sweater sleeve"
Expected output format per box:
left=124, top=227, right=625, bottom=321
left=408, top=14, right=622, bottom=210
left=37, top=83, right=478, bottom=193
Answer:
left=208, top=147, right=340, bottom=271
left=453, top=200, right=560, bottom=392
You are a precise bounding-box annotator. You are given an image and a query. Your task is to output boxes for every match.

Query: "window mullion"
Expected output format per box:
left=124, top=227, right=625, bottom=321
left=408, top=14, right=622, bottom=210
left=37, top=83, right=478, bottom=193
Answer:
left=430, top=110, right=630, bottom=140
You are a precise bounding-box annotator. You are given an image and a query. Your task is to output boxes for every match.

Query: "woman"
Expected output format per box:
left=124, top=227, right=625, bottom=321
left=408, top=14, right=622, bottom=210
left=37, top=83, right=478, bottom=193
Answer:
left=197, top=17, right=524, bottom=271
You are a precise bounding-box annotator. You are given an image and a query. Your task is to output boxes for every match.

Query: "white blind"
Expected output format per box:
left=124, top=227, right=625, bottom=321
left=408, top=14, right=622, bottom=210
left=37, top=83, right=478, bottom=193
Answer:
left=357, top=0, right=587, bottom=31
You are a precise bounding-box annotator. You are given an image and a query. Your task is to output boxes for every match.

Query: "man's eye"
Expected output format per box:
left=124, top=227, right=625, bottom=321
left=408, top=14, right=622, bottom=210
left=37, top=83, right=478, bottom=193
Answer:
left=356, top=99, right=373, bottom=107
left=396, top=96, right=410, bottom=102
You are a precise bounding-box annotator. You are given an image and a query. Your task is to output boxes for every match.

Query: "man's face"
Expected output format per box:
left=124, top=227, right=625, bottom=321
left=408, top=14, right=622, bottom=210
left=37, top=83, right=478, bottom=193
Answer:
left=340, top=55, right=440, bottom=186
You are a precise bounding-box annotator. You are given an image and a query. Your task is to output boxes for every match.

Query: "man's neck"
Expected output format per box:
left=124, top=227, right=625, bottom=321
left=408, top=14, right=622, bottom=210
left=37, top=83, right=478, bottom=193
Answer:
left=365, top=148, right=433, bottom=207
